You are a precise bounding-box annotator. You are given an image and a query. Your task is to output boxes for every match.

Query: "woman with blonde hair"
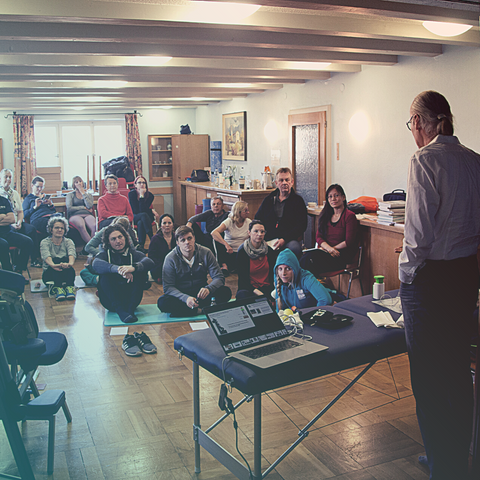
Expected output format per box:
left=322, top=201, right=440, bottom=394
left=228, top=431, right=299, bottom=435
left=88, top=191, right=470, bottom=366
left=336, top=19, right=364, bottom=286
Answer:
left=66, top=175, right=96, bottom=244
left=211, top=200, right=251, bottom=275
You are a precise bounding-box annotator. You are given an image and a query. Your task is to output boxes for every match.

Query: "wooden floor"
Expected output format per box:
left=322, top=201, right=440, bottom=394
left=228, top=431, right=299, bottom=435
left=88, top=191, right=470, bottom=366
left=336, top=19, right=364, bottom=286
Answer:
left=0, top=258, right=429, bottom=480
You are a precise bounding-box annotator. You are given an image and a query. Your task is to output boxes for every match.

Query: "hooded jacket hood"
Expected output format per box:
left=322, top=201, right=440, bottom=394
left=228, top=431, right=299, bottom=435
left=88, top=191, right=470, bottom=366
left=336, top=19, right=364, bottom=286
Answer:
left=274, top=248, right=301, bottom=285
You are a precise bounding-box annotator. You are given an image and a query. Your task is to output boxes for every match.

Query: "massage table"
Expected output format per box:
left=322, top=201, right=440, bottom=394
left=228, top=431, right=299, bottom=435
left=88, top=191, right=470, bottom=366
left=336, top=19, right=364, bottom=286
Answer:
left=174, top=300, right=406, bottom=480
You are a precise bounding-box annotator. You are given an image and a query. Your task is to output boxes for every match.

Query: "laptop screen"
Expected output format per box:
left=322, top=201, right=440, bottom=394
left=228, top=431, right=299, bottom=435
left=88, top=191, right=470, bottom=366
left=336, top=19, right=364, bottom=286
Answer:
left=203, top=297, right=289, bottom=354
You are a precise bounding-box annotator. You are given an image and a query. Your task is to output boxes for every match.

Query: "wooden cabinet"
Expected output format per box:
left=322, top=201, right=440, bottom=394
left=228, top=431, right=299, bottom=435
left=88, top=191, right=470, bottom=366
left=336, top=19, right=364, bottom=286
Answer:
left=148, top=135, right=173, bottom=181
left=172, top=134, right=209, bottom=223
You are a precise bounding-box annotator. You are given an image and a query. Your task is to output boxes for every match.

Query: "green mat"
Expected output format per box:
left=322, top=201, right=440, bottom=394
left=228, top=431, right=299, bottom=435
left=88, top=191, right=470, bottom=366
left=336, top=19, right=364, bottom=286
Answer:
left=104, top=304, right=208, bottom=326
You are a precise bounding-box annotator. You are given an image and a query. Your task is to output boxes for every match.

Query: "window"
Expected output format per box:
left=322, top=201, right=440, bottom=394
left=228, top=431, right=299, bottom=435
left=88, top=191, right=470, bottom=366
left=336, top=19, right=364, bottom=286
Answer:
left=35, top=120, right=125, bottom=188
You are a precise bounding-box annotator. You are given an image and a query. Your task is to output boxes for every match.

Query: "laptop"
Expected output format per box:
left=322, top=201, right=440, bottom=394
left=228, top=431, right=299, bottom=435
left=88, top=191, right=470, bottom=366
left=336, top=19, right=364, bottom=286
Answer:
left=203, top=296, right=328, bottom=369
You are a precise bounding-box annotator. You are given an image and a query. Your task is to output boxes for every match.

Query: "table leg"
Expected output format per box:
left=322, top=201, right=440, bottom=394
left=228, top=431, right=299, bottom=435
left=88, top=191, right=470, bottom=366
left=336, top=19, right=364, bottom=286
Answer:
left=193, top=361, right=201, bottom=474
left=253, top=393, right=261, bottom=480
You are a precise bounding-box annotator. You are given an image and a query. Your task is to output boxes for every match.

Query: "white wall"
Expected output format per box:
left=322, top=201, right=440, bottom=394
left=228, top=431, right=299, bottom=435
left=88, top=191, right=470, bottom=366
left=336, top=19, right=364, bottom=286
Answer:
left=196, top=45, right=480, bottom=202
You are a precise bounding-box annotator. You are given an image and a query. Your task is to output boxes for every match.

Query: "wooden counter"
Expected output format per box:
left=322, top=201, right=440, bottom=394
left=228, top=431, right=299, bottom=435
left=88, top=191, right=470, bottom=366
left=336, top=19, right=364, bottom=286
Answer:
left=179, top=181, right=273, bottom=224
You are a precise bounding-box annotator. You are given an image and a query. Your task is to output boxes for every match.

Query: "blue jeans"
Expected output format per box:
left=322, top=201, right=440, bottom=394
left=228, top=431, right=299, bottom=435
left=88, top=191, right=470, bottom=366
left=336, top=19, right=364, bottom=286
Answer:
left=400, top=255, right=478, bottom=480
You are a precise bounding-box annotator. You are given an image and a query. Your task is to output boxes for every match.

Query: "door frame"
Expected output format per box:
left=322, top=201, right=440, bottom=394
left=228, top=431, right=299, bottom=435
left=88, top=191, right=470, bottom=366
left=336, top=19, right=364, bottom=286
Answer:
left=288, top=105, right=331, bottom=206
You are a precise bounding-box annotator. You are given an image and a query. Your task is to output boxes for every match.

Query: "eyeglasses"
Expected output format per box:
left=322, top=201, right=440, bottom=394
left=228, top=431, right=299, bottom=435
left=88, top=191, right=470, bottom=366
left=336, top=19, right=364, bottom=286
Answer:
left=406, top=115, right=414, bottom=131
left=136, top=181, right=146, bottom=185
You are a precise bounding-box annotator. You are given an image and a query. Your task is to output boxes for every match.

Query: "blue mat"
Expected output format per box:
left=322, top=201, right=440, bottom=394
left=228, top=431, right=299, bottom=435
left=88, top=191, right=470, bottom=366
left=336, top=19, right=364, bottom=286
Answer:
left=104, top=304, right=208, bottom=326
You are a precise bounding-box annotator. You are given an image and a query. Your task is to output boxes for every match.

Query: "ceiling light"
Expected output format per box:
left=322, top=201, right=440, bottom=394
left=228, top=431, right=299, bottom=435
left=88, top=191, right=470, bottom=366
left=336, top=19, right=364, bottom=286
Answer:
left=126, top=56, right=172, bottom=67
left=90, top=81, right=128, bottom=88
left=71, top=106, right=86, bottom=111
left=185, top=2, right=260, bottom=23
left=423, top=21, right=472, bottom=37
left=288, top=62, right=332, bottom=71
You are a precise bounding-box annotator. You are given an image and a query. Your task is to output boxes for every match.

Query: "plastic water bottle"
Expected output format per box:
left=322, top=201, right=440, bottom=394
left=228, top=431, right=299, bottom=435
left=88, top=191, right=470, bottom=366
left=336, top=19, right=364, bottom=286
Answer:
left=239, top=167, right=245, bottom=189
left=373, top=275, right=385, bottom=300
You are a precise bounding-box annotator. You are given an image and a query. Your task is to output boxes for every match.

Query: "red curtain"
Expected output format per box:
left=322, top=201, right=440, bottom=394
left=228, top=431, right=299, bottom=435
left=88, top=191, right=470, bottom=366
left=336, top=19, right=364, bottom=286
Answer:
left=13, top=115, right=37, bottom=197
left=125, top=113, right=142, bottom=177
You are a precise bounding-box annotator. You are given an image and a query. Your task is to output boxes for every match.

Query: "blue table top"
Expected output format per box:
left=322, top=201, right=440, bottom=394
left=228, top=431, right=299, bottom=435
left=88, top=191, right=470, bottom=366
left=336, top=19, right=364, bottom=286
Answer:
left=174, top=304, right=406, bottom=395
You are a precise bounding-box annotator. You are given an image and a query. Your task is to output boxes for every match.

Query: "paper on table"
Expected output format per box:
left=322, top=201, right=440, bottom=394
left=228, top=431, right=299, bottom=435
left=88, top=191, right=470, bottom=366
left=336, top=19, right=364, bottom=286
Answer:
left=367, top=311, right=397, bottom=328
left=110, top=326, right=129, bottom=336
left=372, top=295, right=402, bottom=314
left=190, top=321, right=209, bottom=331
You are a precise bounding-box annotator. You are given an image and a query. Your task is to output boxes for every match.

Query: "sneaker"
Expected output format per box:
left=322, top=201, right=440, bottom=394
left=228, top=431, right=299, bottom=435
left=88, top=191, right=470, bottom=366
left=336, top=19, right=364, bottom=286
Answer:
left=122, top=334, right=142, bottom=357
left=54, top=287, right=66, bottom=301
left=65, top=285, right=76, bottom=300
left=46, top=282, right=55, bottom=297
left=31, top=260, right=42, bottom=268
left=134, top=332, right=157, bottom=354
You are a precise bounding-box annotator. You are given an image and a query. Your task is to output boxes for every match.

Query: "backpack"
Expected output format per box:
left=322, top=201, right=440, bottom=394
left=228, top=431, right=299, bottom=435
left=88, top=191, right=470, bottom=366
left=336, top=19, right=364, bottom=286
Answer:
left=383, top=189, right=406, bottom=201
left=102, top=156, right=135, bottom=182
left=180, top=124, right=192, bottom=134
left=190, top=169, right=209, bottom=183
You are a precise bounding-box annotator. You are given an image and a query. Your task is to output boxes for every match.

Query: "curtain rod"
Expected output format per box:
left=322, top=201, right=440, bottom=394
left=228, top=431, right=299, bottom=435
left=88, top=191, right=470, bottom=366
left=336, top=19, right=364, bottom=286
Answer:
left=4, top=110, right=143, bottom=118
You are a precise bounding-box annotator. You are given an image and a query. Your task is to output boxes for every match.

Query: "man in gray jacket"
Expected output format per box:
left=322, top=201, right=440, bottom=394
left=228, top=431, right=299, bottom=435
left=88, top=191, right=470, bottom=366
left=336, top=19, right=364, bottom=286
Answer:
left=157, top=225, right=231, bottom=317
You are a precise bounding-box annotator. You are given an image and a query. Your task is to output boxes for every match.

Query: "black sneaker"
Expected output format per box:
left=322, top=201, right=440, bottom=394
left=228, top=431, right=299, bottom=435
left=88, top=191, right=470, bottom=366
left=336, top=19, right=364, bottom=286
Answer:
left=133, top=332, right=157, bottom=354
left=122, top=334, right=142, bottom=357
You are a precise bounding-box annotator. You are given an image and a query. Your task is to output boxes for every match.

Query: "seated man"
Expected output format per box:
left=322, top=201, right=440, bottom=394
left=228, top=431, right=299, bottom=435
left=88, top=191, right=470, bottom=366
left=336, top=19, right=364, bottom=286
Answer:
left=97, top=174, right=133, bottom=230
left=0, top=194, right=33, bottom=282
left=93, top=224, right=154, bottom=324
left=186, top=196, right=228, bottom=252
left=22, top=176, right=57, bottom=237
left=157, top=225, right=231, bottom=317
left=254, top=167, right=307, bottom=258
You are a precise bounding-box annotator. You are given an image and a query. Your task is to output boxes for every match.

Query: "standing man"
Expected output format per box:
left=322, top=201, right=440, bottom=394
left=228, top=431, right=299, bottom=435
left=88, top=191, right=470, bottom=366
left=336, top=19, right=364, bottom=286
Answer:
left=186, top=196, right=228, bottom=252
left=97, top=174, right=133, bottom=229
left=400, top=90, right=480, bottom=480
left=254, top=167, right=307, bottom=258
left=157, top=225, right=231, bottom=317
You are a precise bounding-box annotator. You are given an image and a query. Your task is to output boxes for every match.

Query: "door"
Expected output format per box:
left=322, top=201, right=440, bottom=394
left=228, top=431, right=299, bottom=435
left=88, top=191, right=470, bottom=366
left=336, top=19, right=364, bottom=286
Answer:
left=288, top=108, right=329, bottom=248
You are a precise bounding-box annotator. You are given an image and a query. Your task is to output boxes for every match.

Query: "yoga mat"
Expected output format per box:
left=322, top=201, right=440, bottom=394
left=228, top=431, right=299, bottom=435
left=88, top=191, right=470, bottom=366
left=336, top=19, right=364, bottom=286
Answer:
left=104, top=304, right=208, bottom=326
left=30, top=276, right=90, bottom=293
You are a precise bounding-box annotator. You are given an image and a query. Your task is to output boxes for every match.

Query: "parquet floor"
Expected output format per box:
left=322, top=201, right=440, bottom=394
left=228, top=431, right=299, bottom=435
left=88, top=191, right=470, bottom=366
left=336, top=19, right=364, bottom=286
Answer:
left=0, top=258, right=430, bottom=479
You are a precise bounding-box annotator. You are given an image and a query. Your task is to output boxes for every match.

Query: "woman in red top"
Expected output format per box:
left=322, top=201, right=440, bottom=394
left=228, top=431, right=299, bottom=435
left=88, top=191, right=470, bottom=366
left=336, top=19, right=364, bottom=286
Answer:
left=300, top=184, right=358, bottom=276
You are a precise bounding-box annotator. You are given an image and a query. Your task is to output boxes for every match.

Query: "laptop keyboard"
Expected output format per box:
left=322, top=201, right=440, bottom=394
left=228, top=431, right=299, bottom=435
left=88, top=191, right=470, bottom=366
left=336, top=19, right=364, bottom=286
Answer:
left=240, top=339, right=302, bottom=359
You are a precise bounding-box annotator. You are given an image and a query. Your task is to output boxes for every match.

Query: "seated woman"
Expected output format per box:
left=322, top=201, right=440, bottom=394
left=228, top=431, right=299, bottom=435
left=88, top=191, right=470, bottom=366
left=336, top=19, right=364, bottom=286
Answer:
left=85, top=216, right=137, bottom=257
left=0, top=168, right=39, bottom=267
left=211, top=200, right=251, bottom=275
left=22, top=176, right=57, bottom=239
left=236, top=220, right=276, bottom=301
left=300, top=184, right=359, bottom=276
left=128, top=175, right=157, bottom=251
left=40, top=217, right=76, bottom=301
left=66, top=175, right=96, bottom=245
left=148, top=213, right=174, bottom=283
left=275, top=248, right=332, bottom=312
left=93, top=224, right=154, bottom=324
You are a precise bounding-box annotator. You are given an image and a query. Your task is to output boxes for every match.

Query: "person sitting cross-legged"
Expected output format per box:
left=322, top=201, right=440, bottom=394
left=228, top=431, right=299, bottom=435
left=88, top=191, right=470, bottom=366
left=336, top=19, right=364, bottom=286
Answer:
left=157, top=225, right=231, bottom=318
left=40, top=217, right=76, bottom=301
left=93, top=224, right=154, bottom=324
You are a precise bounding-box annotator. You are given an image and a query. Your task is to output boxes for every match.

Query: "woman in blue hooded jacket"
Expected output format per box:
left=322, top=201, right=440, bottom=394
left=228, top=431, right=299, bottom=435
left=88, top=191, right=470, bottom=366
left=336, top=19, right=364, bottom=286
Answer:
left=274, top=248, right=332, bottom=312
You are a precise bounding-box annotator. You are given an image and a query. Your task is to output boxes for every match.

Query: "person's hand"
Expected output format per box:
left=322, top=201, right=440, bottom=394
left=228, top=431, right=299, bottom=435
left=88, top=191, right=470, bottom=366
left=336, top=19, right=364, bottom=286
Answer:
left=78, top=185, right=86, bottom=195
left=197, top=287, right=209, bottom=300
left=225, top=244, right=234, bottom=254
left=138, top=187, right=147, bottom=197
left=328, top=247, right=340, bottom=257
left=186, top=296, right=199, bottom=309
left=51, top=264, right=63, bottom=271
left=12, top=222, right=21, bottom=230
left=45, top=198, right=53, bottom=206
left=273, top=238, right=286, bottom=250
left=124, top=272, right=134, bottom=283
left=186, top=222, right=192, bottom=228
left=394, top=245, right=403, bottom=253
left=35, top=198, right=43, bottom=208
left=117, top=265, right=135, bottom=276
left=152, top=209, right=159, bottom=221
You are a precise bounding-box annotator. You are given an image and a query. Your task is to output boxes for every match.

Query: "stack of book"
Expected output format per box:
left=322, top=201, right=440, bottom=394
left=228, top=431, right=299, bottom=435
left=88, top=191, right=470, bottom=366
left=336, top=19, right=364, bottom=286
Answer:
left=377, top=200, right=406, bottom=226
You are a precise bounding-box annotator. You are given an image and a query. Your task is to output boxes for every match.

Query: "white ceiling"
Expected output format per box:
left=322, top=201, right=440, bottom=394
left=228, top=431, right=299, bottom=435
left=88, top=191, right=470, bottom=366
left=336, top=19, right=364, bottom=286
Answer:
left=0, top=0, right=479, bottom=113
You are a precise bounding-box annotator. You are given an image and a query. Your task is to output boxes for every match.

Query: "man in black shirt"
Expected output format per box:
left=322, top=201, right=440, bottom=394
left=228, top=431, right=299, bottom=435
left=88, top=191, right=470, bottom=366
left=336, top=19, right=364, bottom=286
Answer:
left=0, top=195, right=33, bottom=281
left=186, top=196, right=228, bottom=253
left=255, top=167, right=307, bottom=258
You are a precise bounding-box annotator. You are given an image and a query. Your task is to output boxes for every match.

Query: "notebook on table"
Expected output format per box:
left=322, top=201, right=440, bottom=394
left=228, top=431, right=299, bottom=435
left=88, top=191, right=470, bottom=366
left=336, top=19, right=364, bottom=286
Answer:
left=202, top=296, right=328, bottom=369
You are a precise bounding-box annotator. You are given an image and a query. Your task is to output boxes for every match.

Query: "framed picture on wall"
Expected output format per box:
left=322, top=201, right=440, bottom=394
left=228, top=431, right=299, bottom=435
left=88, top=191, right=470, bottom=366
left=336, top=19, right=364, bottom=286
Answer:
left=222, top=111, right=246, bottom=161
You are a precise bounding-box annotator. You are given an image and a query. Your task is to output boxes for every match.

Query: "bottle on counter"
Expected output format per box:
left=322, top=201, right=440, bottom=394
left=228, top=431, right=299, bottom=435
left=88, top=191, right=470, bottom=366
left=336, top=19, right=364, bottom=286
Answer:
left=239, top=167, right=245, bottom=189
